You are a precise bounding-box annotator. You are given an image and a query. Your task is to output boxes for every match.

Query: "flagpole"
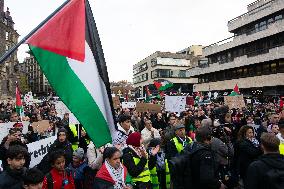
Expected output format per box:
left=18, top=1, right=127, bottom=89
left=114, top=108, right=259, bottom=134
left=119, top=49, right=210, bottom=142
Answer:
left=0, top=0, right=70, bottom=64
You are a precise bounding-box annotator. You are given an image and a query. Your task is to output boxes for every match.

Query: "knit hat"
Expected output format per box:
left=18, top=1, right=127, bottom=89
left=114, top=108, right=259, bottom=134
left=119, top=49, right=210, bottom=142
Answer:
left=126, top=132, right=141, bottom=147
left=57, top=128, right=67, bottom=137
left=73, top=148, right=84, bottom=160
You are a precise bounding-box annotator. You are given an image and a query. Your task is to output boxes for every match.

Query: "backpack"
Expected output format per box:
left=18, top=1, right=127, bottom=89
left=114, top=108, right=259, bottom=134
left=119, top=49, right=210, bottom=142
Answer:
left=168, top=143, right=196, bottom=189
left=46, top=168, right=72, bottom=189
left=261, top=160, right=284, bottom=189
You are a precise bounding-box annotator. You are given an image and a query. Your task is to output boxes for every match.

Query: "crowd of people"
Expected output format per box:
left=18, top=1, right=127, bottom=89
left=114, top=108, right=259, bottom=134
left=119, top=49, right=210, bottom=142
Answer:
left=0, top=97, right=283, bottom=189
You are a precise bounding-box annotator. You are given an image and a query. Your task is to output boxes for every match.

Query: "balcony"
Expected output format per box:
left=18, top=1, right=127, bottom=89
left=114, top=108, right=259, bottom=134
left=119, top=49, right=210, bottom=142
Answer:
left=228, top=0, right=284, bottom=32
left=187, top=45, right=284, bottom=77
left=204, top=18, right=284, bottom=56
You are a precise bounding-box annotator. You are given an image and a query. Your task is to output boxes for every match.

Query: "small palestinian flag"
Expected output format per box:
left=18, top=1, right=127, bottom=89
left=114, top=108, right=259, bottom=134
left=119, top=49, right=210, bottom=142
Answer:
left=15, top=83, right=24, bottom=116
left=145, top=86, right=151, bottom=102
left=154, top=80, right=173, bottom=91
left=26, top=0, right=116, bottom=147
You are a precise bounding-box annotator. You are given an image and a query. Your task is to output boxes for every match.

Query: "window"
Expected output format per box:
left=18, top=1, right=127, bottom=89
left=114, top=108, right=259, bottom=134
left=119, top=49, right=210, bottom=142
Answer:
left=225, top=70, right=232, bottom=79
left=243, top=68, right=248, bottom=77
left=255, top=23, right=259, bottom=32
left=275, top=14, right=283, bottom=21
left=248, top=66, right=255, bottom=77
left=159, top=69, right=170, bottom=78
left=267, top=18, right=274, bottom=25
left=151, top=59, right=157, bottom=67
left=256, top=65, right=262, bottom=76
left=151, top=70, right=158, bottom=79
left=263, top=63, right=270, bottom=75
left=178, top=70, right=186, bottom=78
left=271, top=63, right=277, bottom=74
left=237, top=68, right=243, bottom=78
left=5, top=44, right=9, bottom=51
left=259, top=21, right=267, bottom=31
left=279, top=61, right=284, bottom=73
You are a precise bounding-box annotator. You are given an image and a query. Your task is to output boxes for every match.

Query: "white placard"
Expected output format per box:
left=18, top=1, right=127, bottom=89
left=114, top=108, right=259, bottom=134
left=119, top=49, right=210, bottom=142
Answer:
left=55, top=101, right=70, bottom=119
left=69, top=113, right=80, bottom=124
left=24, top=92, right=34, bottom=106
left=246, top=99, right=252, bottom=104
left=121, top=102, right=136, bottom=109
left=28, top=136, right=56, bottom=168
left=165, top=96, right=186, bottom=113
left=0, top=121, right=30, bottom=143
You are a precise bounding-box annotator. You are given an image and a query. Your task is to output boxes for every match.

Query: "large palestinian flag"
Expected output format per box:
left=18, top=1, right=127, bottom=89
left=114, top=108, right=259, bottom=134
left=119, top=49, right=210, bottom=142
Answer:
left=26, top=0, right=116, bottom=147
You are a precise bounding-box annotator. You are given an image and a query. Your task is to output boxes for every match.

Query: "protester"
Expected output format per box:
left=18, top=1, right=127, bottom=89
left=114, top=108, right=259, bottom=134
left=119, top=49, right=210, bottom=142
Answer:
left=94, top=147, right=132, bottom=189
left=42, top=150, right=75, bottom=189
left=0, top=145, right=29, bottom=189
left=245, top=133, right=284, bottom=189
left=141, top=119, right=161, bottom=148
left=276, top=118, right=284, bottom=155
left=68, top=148, right=88, bottom=189
left=22, top=168, right=45, bottom=189
left=113, top=114, right=134, bottom=147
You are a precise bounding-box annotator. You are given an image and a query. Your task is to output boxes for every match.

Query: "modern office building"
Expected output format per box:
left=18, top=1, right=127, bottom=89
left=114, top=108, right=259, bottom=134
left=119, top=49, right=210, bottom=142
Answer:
left=188, top=0, right=284, bottom=97
left=0, top=0, right=20, bottom=98
left=133, top=46, right=203, bottom=97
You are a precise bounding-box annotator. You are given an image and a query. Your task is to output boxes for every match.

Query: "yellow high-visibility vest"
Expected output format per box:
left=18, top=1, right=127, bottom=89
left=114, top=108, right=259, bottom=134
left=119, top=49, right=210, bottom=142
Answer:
left=132, top=157, right=151, bottom=183
left=172, top=137, right=192, bottom=153
left=279, top=143, right=284, bottom=155
left=150, top=166, right=159, bottom=189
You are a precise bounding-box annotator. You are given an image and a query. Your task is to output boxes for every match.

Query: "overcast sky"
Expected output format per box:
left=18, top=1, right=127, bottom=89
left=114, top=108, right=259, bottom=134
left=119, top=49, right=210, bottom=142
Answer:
left=5, top=0, right=254, bottom=82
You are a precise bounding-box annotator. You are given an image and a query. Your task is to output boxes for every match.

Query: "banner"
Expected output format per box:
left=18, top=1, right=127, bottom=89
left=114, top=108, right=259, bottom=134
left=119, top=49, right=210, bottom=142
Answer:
left=136, top=103, right=161, bottom=113
left=0, top=121, right=29, bottom=143
left=31, top=120, right=50, bottom=133
left=121, top=102, right=136, bottom=109
left=224, top=95, right=245, bottom=109
left=28, top=136, right=56, bottom=168
left=165, top=96, right=186, bottom=113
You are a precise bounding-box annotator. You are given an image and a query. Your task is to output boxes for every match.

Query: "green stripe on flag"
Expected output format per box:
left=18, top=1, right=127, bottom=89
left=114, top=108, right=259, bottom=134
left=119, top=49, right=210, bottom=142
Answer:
left=30, top=45, right=111, bottom=147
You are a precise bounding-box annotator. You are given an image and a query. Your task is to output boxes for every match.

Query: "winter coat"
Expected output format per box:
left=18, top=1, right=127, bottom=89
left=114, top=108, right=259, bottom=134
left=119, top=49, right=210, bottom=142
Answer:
left=236, top=139, right=262, bottom=180
left=245, top=153, right=284, bottom=189
left=112, top=124, right=134, bottom=148
left=211, top=137, right=234, bottom=165
left=86, top=141, right=107, bottom=170
left=68, top=162, right=88, bottom=189
left=185, top=142, right=221, bottom=189
left=42, top=168, right=75, bottom=189
left=0, top=167, right=26, bottom=189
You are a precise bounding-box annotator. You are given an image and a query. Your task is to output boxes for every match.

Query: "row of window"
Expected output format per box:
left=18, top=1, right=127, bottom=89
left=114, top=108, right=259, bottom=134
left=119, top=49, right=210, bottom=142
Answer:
left=151, top=69, right=187, bottom=79
left=133, top=63, right=148, bottom=75
left=198, top=61, right=284, bottom=83
left=208, top=32, right=284, bottom=64
left=234, top=11, right=284, bottom=36
left=133, top=73, right=148, bottom=84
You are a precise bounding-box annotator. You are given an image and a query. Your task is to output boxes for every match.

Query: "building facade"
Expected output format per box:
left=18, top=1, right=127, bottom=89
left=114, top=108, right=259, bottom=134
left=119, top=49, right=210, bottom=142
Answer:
left=0, top=0, right=20, bottom=98
left=188, top=0, right=284, bottom=97
left=23, top=55, right=52, bottom=96
left=133, top=46, right=202, bottom=97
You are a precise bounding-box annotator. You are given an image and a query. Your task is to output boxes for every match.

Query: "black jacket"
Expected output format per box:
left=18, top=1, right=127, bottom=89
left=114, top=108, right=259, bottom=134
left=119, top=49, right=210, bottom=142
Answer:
left=245, top=153, right=284, bottom=189
left=236, top=139, right=262, bottom=179
left=186, top=142, right=221, bottom=189
left=0, top=167, right=26, bottom=189
left=122, top=147, right=156, bottom=178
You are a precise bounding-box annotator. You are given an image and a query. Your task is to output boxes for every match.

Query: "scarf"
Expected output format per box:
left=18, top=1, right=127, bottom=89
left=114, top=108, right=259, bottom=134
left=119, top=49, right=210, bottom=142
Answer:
left=105, top=160, right=125, bottom=189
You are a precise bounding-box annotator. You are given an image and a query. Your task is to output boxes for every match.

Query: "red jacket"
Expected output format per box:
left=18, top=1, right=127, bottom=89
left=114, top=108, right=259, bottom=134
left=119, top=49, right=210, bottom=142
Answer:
left=42, top=168, right=75, bottom=189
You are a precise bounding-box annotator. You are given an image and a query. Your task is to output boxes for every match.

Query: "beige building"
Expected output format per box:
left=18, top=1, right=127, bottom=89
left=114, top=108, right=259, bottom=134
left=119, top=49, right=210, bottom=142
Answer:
left=133, top=47, right=202, bottom=97
left=0, top=0, right=20, bottom=98
left=188, top=0, right=284, bottom=97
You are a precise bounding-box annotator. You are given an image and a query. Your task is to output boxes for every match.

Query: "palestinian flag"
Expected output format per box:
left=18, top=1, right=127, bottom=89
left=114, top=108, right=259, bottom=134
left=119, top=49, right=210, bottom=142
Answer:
left=15, top=83, right=24, bottom=116
left=145, top=86, right=151, bottom=102
left=26, top=0, right=116, bottom=147
left=154, top=80, right=173, bottom=91
left=229, top=84, right=240, bottom=96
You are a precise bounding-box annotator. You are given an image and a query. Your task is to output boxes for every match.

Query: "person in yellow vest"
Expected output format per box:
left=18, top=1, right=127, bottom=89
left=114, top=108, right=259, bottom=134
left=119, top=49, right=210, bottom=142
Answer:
left=148, top=138, right=170, bottom=189
left=69, top=124, right=79, bottom=150
left=122, top=132, right=160, bottom=189
left=276, top=118, right=284, bottom=155
left=166, top=124, right=192, bottom=160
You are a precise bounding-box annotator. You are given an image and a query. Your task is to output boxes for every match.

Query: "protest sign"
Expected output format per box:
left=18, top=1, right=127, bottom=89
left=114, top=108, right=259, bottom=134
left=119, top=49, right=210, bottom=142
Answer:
left=28, top=136, right=56, bottom=168
left=112, top=96, right=121, bottom=109
left=24, top=92, right=34, bottom=105
left=136, top=103, right=161, bottom=113
left=55, top=101, right=70, bottom=119
left=186, top=96, right=194, bottom=106
left=224, top=95, right=245, bottom=109
left=32, top=120, right=50, bottom=133
left=69, top=113, right=80, bottom=124
left=165, top=96, right=186, bottom=113
left=0, top=121, right=29, bottom=143
left=121, top=102, right=136, bottom=109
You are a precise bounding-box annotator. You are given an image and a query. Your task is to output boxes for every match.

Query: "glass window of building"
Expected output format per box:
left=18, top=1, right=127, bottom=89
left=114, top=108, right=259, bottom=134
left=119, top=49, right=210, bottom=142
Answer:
left=279, top=61, right=284, bottom=73
left=5, top=32, right=9, bottom=40
left=151, top=70, right=158, bottom=79
left=263, top=63, right=270, bottom=75
left=271, top=63, right=277, bottom=74
left=151, top=59, right=157, bottom=67
left=275, top=14, right=283, bottom=21
left=179, top=70, right=186, bottom=78
left=237, top=68, right=243, bottom=78
left=267, top=18, right=274, bottom=25
left=159, top=69, right=170, bottom=78
left=259, top=21, right=267, bottom=31
left=243, top=68, right=248, bottom=77
left=256, top=65, right=262, bottom=76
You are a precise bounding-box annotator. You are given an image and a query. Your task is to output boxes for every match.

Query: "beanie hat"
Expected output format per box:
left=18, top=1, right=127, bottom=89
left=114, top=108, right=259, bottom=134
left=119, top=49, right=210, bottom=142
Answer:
left=57, top=128, right=67, bottom=137
left=126, top=132, right=141, bottom=147
left=73, top=148, right=84, bottom=160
